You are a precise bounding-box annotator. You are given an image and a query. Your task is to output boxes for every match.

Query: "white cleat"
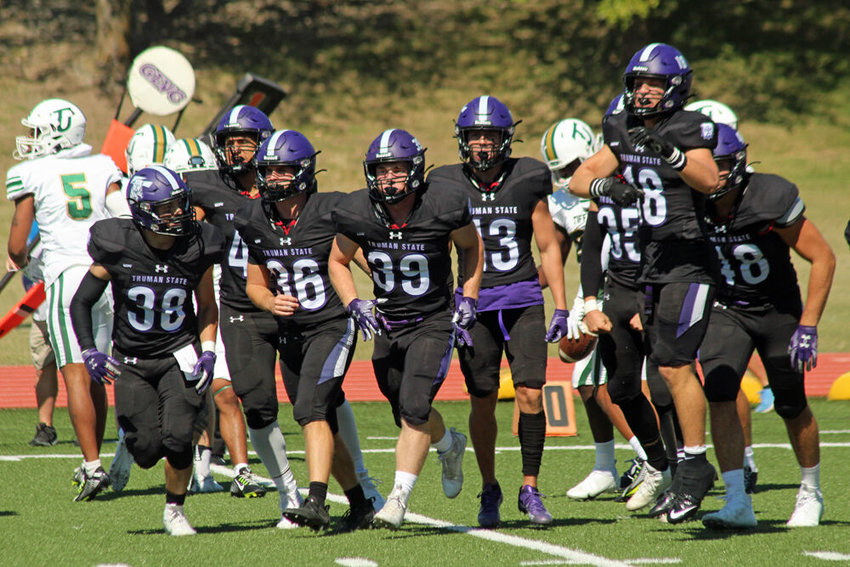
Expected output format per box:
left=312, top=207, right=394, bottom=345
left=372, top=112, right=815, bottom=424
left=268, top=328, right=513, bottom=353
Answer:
left=277, top=489, right=305, bottom=530
left=786, top=484, right=824, bottom=527
left=626, top=464, right=672, bottom=511
left=438, top=427, right=467, bottom=499
left=358, top=471, right=386, bottom=512
left=372, top=490, right=407, bottom=530
left=189, top=474, right=224, bottom=494
left=567, top=469, right=618, bottom=500
left=163, top=504, right=197, bottom=536
left=109, top=433, right=133, bottom=492
left=702, top=495, right=758, bottom=529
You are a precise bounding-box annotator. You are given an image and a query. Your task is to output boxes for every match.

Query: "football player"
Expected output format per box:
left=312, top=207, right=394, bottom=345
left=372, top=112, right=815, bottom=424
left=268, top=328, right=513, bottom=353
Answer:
left=6, top=98, right=123, bottom=501
left=125, top=123, right=176, bottom=177
left=238, top=129, right=376, bottom=532
left=427, top=96, right=568, bottom=527
left=699, top=125, right=833, bottom=529
left=539, top=117, right=649, bottom=500
left=70, top=166, right=224, bottom=536
left=329, top=128, right=483, bottom=529
left=571, top=43, right=721, bottom=523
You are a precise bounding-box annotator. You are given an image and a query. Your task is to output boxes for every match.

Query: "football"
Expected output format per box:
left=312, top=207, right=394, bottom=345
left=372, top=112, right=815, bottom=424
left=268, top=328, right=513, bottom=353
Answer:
left=558, top=332, right=598, bottom=363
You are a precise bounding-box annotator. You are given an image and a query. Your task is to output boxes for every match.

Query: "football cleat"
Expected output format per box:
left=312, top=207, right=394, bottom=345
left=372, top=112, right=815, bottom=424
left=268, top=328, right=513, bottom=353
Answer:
left=189, top=474, right=224, bottom=494
left=754, top=387, right=774, bottom=414
left=72, top=466, right=84, bottom=488
left=702, top=495, right=757, bottom=529
left=438, top=428, right=467, bottom=499
left=626, top=463, right=671, bottom=511
left=518, top=485, right=553, bottom=526
left=230, top=467, right=267, bottom=498
left=664, top=459, right=716, bottom=524
left=337, top=501, right=376, bottom=533
left=372, top=488, right=407, bottom=530
left=282, top=495, right=330, bottom=531
left=163, top=504, right=196, bottom=536
left=358, top=471, right=385, bottom=512
left=477, top=482, right=503, bottom=528
left=617, top=457, right=645, bottom=499
left=277, top=490, right=305, bottom=530
left=567, top=469, right=618, bottom=500
left=744, top=466, right=758, bottom=494
left=109, top=433, right=133, bottom=492
left=29, top=423, right=57, bottom=447
left=786, top=484, right=824, bottom=527
left=74, top=466, right=110, bottom=502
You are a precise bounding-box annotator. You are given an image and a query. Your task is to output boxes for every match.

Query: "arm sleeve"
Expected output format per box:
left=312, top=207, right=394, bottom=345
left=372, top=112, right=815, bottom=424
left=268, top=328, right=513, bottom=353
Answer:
left=70, top=272, right=110, bottom=352
left=579, top=210, right=604, bottom=298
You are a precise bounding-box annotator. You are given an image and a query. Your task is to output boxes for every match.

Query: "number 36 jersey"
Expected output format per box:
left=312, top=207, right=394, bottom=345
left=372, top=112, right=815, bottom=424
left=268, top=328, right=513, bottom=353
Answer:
left=88, top=218, right=225, bottom=357
left=333, top=186, right=472, bottom=320
left=234, top=193, right=347, bottom=328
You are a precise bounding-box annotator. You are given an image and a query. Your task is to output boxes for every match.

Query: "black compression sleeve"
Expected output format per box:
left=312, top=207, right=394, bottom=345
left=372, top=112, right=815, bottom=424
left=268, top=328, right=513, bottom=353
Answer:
left=580, top=210, right=604, bottom=297
left=70, top=271, right=109, bottom=352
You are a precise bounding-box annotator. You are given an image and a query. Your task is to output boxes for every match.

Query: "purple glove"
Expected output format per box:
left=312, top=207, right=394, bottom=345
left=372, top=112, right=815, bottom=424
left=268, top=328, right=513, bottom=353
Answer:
left=788, top=325, right=818, bottom=372
left=347, top=298, right=380, bottom=341
left=82, top=348, right=121, bottom=385
left=452, top=296, right=477, bottom=347
left=545, top=309, right=570, bottom=343
left=191, top=351, right=216, bottom=394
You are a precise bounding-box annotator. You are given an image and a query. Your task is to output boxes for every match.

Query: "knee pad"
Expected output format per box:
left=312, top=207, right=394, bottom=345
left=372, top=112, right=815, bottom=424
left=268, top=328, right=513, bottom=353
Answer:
left=774, top=391, right=807, bottom=420
left=243, top=392, right=278, bottom=430
left=607, top=376, right=641, bottom=407
left=399, top=397, right=431, bottom=427
left=163, top=446, right=193, bottom=470
left=127, top=436, right=162, bottom=470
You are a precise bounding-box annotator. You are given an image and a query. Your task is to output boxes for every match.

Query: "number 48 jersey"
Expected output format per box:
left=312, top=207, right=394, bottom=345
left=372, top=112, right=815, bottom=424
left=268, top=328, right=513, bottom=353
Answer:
left=88, top=218, right=225, bottom=357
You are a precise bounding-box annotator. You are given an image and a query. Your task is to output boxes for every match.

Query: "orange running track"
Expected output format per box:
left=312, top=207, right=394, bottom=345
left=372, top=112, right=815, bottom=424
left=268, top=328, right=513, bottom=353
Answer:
left=1, top=354, right=847, bottom=409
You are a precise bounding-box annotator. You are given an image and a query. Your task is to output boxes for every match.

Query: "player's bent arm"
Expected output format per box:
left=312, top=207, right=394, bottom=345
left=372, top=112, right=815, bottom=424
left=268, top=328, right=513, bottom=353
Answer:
left=532, top=200, right=567, bottom=310
left=451, top=222, right=483, bottom=300
left=195, top=266, right=218, bottom=345
left=679, top=147, right=719, bottom=195
left=329, top=234, right=362, bottom=306
left=246, top=262, right=299, bottom=317
left=569, top=146, right=620, bottom=198
left=579, top=210, right=604, bottom=302
left=777, top=218, right=836, bottom=327
left=70, top=264, right=112, bottom=352
left=105, top=182, right=131, bottom=218
left=7, top=195, right=35, bottom=268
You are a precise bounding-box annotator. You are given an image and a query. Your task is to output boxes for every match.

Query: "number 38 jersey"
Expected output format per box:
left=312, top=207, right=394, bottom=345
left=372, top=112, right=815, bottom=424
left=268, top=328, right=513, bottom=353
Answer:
left=705, top=173, right=805, bottom=308
left=427, top=158, right=551, bottom=289
left=88, top=218, right=225, bottom=357
left=333, top=186, right=472, bottom=320
left=234, top=193, right=347, bottom=328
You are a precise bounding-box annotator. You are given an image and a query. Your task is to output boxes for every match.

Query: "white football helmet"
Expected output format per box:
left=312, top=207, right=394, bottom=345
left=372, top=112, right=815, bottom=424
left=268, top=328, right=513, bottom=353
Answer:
left=164, top=138, right=218, bottom=174
left=684, top=99, right=739, bottom=129
left=14, top=98, right=87, bottom=160
left=125, top=124, right=176, bottom=176
left=540, top=118, right=599, bottom=190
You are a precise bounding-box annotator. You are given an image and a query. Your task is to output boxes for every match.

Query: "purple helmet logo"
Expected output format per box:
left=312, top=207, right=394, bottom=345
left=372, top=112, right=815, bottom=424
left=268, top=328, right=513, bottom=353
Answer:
left=364, top=129, right=426, bottom=204
left=454, top=95, right=517, bottom=170
left=256, top=130, right=319, bottom=203
left=213, top=105, right=274, bottom=177
left=623, top=43, right=693, bottom=118
left=127, top=165, right=195, bottom=236
left=710, top=123, right=748, bottom=200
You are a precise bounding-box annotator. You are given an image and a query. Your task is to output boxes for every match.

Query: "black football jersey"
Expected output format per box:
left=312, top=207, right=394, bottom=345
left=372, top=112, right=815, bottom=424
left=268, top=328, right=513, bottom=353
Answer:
left=604, top=110, right=717, bottom=242
left=234, top=192, right=347, bottom=328
left=427, top=158, right=551, bottom=288
left=595, top=195, right=641, bottom=287
left=88, top=218, right=225, bottom=357
left=705, top=173, right=805, bottom=307
left=185, top=170, right=261, bottom=312
left=333, top=186, right=472, bottom=320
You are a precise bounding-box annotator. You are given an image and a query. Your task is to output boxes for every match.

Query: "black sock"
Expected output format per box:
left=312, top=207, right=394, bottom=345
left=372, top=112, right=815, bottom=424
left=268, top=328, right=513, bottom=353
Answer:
left=166, top=490, right=186, bottom=506
left=344, top=483, right=369, bottom=510
left=518, top=411, right=546, bottom=477
left=309, top=481, right=328, bottom=505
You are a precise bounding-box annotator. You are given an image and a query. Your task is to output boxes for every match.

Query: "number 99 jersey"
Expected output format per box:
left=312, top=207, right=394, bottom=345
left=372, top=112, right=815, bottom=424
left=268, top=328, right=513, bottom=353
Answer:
left=88, top=218, right=225, bottom=357
left=332, top=186, right=472, bottom=320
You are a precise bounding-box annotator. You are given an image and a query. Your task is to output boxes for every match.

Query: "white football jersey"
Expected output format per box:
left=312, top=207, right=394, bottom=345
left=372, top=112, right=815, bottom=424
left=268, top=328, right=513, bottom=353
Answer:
left=6, top=144, right=122, bottom=287
left=548, top=187, right=590, bottom=237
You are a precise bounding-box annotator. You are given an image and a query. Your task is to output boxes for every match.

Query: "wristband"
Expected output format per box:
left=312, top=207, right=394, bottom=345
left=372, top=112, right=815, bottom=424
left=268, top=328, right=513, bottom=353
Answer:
left=201, top=340, right=216, bottom=353
left=666, top=148, right=687, bottom=171
left=589, top=178, right=608, bottom=198
left=584, top=298, right=599, bottom=312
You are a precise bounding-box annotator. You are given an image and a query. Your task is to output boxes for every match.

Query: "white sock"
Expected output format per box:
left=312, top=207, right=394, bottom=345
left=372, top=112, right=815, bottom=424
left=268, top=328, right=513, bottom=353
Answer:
left=195, top=446, right=212, bottom=478
left=684, top=445, right=708, bottom=457
left=594, top=440, right=616, bottom=471
left=335, top=400, right=366, bottom=474
left=248, top=422, right=296, bottom=495
left=234, top=462, right=250, bottom=475
left=83, top=459, right=102, bottom=475
left=392, top=471, right=418, bottom=505
left=628, top=436, right=647, bottom=461
left=800, top=463, right=820, bottom=490
left=433, top=428, right=454, bottom=453
left=722, top=469, right=746, bottom=501
left=744, top=446, right=757, bottom=471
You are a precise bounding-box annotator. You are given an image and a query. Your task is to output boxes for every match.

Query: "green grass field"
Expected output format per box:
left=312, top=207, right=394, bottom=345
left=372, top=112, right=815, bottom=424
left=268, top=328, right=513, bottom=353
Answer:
left=2, top=398, right=849, bottom=566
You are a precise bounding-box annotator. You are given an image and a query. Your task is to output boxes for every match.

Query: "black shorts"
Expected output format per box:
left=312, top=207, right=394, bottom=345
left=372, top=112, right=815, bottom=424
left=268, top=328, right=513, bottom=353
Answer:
left=373, top=310, right=455, bottom=427
left=642, top=282, right=714, bottom=367
left=112, top=347, right=206, bottom=470
left=280, top=316, right=356, bottom=431
left=220, top=304, right=280, bottom=429
left=598, top=278, right=646, bottom=404
left=459, top=304, right=547, bottom=397
left=699, top=302, right=806, bottom=407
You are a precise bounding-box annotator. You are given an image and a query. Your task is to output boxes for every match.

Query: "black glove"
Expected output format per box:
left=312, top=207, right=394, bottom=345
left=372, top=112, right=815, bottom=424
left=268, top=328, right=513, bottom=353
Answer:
left=589, top=177, right=644, bottom=207
left=628, top=127, right=687, bottom=170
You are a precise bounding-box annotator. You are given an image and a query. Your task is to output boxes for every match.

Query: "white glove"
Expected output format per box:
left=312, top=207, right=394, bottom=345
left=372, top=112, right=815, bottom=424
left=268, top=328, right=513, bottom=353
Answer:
left=566, top=293, right=585, bottom=340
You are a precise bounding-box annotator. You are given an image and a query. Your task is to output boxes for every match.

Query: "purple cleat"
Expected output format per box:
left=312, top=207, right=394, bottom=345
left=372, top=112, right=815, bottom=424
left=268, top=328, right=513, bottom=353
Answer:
left=477, top=482, right=503, bottom=528
left=518, top=485, right=552, bottom=526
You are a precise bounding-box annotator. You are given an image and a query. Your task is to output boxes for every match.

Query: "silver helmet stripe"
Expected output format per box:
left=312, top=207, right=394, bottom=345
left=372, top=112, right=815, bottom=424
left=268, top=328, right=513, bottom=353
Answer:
left=379, top=129, right=395, bottom=154
left=639, top=43, right=661, bottom=61
left=264, top=130, right=288, bottom=159
left=227, top=105, right=246, bottom=127
left=477, top=95, right=490, bottom=120
left=148, top=164, right=183, bottom=190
